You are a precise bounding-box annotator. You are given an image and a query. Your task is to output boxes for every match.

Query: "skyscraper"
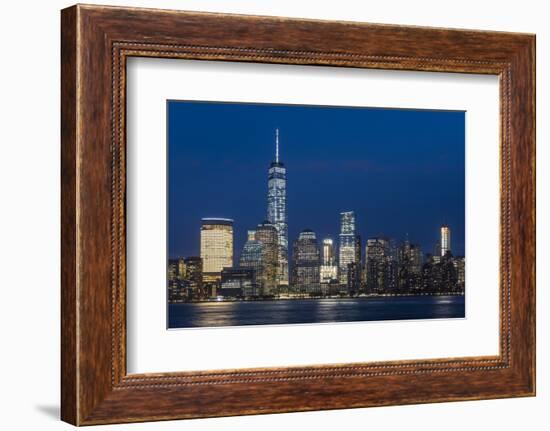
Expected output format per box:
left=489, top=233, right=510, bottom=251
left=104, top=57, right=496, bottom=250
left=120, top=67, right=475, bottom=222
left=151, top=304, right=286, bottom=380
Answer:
left=292, top=229, right=321, bottom=294
left=365, top=238, right=391, bottom=294
left=320, top=238, right=338, bottom=284
left=239, top=230, right=264, bottom=297
left=254, top=221, right=279, bottom=296
left=440, top=225, right=451, bottom=256
left=267, top=129, right=289, bottom=286
left=338, top=211, right=357, bottom=285
left=200, top=218, right=233, bottom=282
left=397, top=240, right=423, bottom=292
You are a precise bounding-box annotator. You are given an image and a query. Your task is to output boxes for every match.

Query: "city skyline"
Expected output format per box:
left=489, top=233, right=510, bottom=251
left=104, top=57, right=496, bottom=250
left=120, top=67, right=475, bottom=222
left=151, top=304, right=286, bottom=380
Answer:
left=168, top=101, right=465, bottom=262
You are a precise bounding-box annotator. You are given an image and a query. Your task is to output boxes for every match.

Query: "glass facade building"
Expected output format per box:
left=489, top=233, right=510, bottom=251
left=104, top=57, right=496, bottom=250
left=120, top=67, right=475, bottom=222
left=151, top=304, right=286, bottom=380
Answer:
left=239, top=231, right=264, bottom=296
left=338, top=211, right=357, bottom=285
left=267, top=129, right=289, bottom=286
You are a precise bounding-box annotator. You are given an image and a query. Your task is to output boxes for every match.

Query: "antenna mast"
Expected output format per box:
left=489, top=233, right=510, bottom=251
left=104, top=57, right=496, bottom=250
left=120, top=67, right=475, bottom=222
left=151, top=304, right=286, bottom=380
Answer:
left=275, top=128, right=279, bottom=163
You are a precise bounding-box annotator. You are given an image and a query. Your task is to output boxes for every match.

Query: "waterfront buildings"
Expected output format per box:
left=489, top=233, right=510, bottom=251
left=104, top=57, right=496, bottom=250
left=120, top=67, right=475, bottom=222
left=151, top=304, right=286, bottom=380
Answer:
left=267, top=129, right=289, bottom=286
left=170, top=222, right=464, bottom=302
left=167, top=256, right=203, bottom=301
left=220, top=268, right=255, bottom=298
left=292, top=229, right=321, bottom=294
left=421, top=251, right=459, bottom=293
left=200, top=218, right=234, bottom=283
left=338, top=211, right=358, bottom=285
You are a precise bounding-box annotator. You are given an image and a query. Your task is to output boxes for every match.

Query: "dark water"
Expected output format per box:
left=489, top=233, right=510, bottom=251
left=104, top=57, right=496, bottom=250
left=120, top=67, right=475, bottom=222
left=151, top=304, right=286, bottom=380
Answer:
left=168, top=295, right=465, bottom=329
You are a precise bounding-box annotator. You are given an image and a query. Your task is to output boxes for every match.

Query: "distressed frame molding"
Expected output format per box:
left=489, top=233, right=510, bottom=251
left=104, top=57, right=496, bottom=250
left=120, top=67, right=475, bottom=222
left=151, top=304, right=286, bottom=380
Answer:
left=61, top=4, right=535, bottom=425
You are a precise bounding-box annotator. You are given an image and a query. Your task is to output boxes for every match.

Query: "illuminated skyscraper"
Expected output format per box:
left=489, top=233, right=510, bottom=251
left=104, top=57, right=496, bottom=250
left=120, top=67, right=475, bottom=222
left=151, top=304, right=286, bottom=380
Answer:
left=440, top=225, right=451, bottom=256
left=365, top=238, right=391, bottom=293
left=292, top=229, right=321, bottom=293
left=322, top=238, right=335, bottom=266
left=239, top=230, right=264, bottom=296
left=338, top=211, right=357, bottom=285
left=397, top=240, right=423, bottom=292
left=320, top=238, right=338, bottom=284
left=254, top=221, right=279, bottom=296
left=200, top=218, right=233, bottom=282
left=267, top=129, right=289, bottom=286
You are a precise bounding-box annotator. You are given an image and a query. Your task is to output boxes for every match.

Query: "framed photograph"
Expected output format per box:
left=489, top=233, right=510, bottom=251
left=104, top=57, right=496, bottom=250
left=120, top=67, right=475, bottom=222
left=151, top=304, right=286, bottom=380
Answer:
left=61, top=4, right=535, bottom=425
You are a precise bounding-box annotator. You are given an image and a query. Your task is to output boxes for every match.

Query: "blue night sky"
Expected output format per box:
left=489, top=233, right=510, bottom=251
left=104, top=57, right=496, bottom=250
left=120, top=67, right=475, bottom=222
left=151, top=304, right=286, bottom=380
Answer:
left=168, top=100, right=465, bottom=261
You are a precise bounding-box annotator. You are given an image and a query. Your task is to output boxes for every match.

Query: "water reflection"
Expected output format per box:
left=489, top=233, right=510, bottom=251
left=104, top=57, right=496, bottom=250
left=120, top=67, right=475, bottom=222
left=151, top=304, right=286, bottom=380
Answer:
left=169, top=295, right=465, bottom=329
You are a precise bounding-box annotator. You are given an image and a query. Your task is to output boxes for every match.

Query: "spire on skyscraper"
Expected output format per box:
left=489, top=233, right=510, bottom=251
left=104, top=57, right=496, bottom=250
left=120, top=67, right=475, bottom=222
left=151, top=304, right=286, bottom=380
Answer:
left=275, top=128, right=279, bottom=163
left=267, top=127, right=288, bottom=287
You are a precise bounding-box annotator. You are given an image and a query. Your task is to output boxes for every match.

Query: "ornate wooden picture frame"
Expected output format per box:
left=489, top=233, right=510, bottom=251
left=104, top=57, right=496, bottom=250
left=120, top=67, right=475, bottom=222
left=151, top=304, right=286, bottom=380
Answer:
left=61, top=4, right=535, bottom=425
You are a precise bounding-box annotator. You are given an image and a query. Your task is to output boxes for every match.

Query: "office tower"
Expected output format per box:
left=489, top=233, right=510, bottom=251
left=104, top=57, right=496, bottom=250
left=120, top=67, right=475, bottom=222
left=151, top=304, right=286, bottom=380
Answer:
left=320, top=238, right=338, bottom=284
left=440, top=225, right=451, bottom=256
left=239, top=231, right=264, bottom=297
left=397, top=240, right=423, bottom=292
left=254, top=221, right=279, bottom=296
left=398, top=241, right=423, bottom=274
left=292, top=229, right=321, bottom=294
left=200, top=218, right=233, bottom=282
left=267, top=129, right=289, bottom=286
left=365, top=238, right=392, bottom=294
left=338, top=211, right=357, bottom=285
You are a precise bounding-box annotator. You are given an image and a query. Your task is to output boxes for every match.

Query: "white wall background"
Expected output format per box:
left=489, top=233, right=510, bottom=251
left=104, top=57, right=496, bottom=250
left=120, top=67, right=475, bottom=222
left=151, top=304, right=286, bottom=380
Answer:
left=0, top=0, right=546, bottom=429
